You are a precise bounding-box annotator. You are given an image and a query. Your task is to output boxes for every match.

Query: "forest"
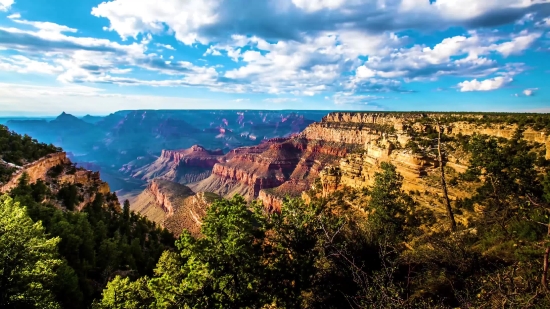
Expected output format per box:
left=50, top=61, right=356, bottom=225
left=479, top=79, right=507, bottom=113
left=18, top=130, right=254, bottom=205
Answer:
left=2, top=122, right=550, bottom=308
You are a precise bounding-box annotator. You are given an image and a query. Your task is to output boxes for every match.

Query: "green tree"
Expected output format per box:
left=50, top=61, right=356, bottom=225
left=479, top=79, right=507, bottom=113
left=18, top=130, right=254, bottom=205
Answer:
left=368, top=162, right=414, bottom=242
left=95, top=276, right=153, bottom=309
left=0, top=195, right=62, bottom=309
left=154, top=195, right=268, bottom=308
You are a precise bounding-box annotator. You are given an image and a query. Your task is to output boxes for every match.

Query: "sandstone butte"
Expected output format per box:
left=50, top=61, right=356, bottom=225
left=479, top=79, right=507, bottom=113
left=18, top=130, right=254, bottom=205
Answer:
left=0, top=152, right=112, bottom=211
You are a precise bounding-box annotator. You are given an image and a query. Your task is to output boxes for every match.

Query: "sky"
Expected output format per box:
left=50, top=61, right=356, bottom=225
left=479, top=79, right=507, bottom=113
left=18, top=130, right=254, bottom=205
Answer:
left=0, top=0, right=549, bottom=115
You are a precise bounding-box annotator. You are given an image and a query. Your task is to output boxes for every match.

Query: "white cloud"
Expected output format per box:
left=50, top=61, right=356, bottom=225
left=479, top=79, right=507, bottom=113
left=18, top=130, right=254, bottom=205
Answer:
left=263, top=97, right=299, bottom=103
left=332, top=92, right=385, bottom=105
left=7, top=12, right=20, bottom=19
left=291, top=0, right=346, bottom=12
left=91, top=0, right=219, bottom=45
left=12, top=19, right=78, bottom=33
left=0, top=0, right=14, bottom=11
left=458, top=76, right=512, bottom=92
left=91, top=0, right=549, bottom=46
left=495, top=32, right=541, bottom=57
left=232, top=98, right=250, bottom=102
left=0, top=55, right=64, bottom=74
left=523, top=88, right=538, bottom=96
left=0, top=19, right=222, bottom=89
left=0, top=1, right=547, bottom=107
left=355, top=66, right=377, bottom=79
left=155, top=43, right=175, bottom=50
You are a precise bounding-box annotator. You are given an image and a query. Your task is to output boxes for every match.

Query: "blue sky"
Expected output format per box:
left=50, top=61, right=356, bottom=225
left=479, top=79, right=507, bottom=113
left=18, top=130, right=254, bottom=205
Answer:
left=0, top=0, right=549, bottom=115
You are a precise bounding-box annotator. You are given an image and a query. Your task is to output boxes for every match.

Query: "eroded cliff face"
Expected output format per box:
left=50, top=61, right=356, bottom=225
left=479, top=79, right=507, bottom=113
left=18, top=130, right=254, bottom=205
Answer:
left=132, top=145, right=225, bottom=184
left=1, top=152, right=70, bottom=192
left=188, top=136, right=353, bottom=210
left=164, top=192, right=220, bottom=237
left=308, top=112, right=550, bottom=225
left=1, top=152, right=115, bottom=212
left=129, top=179, right=218, bottom=237
left=135, top=112, right=550, bottom=214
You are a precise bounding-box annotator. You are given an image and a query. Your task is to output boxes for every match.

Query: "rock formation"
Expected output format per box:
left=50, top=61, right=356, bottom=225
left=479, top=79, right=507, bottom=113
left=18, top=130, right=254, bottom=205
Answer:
left=303, top=113, right=550, bottom=226
left=1, top=151, right=115, bottom=212
left=0, top=152, right=70, bottom=193
left=132, top=145, right=225, bottom=184
left=184, top=113, right=550, bottom=212
left=128, top=179, right=219, bottom=237
left=187, top=136, right=351, bottom=211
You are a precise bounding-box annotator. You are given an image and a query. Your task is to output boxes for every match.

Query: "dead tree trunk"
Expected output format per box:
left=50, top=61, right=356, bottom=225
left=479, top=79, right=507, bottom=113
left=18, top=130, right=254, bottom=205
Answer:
left=437, top=124, right=457, bottom=232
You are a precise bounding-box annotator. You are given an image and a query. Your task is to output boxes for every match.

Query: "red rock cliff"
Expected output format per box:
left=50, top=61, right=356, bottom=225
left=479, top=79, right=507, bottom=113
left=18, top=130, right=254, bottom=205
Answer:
left=132, top=145, right=225, bottom=184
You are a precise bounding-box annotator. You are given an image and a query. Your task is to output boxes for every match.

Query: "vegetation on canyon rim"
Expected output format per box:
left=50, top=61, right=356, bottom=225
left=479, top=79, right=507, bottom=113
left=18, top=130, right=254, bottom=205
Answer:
left=2, top=118, right=550, bottom=308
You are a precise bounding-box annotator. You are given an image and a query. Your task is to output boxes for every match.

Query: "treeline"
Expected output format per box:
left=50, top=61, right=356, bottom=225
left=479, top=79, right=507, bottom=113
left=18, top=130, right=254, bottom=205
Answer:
left=0, top=125, right=60, bottom=182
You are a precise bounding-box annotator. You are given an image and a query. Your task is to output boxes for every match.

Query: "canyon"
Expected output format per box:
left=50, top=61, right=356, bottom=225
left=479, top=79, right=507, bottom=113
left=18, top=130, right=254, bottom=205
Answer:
left=6, top=110, right=328, bottom=193
left=135, top=113, right=550, bottom=226
left=4, top=112, right=550, bottom=237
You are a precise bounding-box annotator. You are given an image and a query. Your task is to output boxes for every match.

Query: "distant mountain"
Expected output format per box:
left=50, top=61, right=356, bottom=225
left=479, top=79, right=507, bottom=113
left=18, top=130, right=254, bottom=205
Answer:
left=80, top=114, right=104, bottom=124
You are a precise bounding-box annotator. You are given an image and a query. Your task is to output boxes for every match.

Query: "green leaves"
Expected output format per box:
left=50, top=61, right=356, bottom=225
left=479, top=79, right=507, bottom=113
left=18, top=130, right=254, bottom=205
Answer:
left=368, top=162, right=414, bottom=242
left=0, top=195, right=62, bottom=309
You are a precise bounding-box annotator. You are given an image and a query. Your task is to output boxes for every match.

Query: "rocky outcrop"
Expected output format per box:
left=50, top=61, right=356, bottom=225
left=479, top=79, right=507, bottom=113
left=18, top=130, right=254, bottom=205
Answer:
left=1, top=152, right=116, bottom=212
left=60, top=170, right=111, bottom=194
left=188, top=137, right=352, bottom=211
left=1, top=152, right=70, bottom=193
left=129, top=179, right=218, bottom=237
left=132, top=145, right=225, bottom=184
left=165, top=192, right=221, bottom=237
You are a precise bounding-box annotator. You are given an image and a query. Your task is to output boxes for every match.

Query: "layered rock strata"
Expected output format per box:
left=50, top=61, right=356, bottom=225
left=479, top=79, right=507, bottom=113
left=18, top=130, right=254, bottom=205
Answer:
left=310, top=113, right=550, bottom=225
left=132, top=145, right=225, bottom=184
left=137, top=113, right=550, bottom=215
left=129, top=179, right=218, bottom=237
left=188, top=137, right=351, bottom=211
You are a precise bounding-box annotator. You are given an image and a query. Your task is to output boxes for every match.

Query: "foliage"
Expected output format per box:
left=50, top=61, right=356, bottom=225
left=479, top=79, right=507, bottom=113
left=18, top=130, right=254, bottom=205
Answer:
left=0, top=195, right=62, bottom=309
left=7, top=174, right=174, bottom=308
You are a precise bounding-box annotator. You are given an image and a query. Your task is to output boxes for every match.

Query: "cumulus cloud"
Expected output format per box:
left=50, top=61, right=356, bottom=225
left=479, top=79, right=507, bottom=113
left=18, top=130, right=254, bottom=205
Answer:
left=91, top=0, right=550, bottom=46
left=1, top=0, right=548, bottom=106
left=0, top=0, right=14, bottom=11
left=458, top=76, right=512, bottom=92
left=495, top=32, right=541, bottom=57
